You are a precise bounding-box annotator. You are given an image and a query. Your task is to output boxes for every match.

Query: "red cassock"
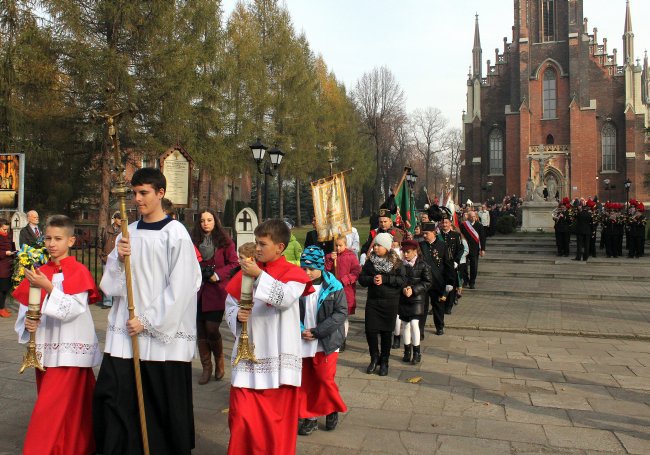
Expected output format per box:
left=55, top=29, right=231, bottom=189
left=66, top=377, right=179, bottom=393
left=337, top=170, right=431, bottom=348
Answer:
left=299, top=352, right=347, bottom=418
left=228, top=386, right=299, bottom=455
left=24, top=367, right=96, bottom=455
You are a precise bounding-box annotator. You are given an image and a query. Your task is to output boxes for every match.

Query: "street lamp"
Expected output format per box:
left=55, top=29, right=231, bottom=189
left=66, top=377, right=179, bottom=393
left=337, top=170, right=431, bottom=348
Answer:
left=250, top=138, right=284, bottom=220
left=603, top=178, right=610, bottom=202
left=458, top=183, right=465, bottom=207
left=624, top=178, right=632, bottom=212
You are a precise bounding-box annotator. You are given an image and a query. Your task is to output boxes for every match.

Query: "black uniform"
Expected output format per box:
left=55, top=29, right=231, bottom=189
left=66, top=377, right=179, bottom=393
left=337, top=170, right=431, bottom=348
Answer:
left=553, top=208, right=570, bottom=256
left=440, top=229, right=463, bottom=312
left=628, top=213, right=646, bottom=258
left=574, top=208, right=592, bottom=261
left=418, top=237, right=455, bottom=334
left=589, top=211, right=599, bottom=258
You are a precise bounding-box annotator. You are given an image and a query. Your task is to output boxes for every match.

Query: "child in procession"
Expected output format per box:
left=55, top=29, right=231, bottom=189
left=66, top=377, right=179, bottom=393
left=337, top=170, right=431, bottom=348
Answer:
left=225, top=219, right=314, bottom=455
left=324, top=236, right=361, bottom=351
left=297, top=245, right=348, bottom=436
left=398, top=240, right=432, bottom=364
left=358, top=232, right=406, bottom=376
left=14, top=215, right=102, bottom=454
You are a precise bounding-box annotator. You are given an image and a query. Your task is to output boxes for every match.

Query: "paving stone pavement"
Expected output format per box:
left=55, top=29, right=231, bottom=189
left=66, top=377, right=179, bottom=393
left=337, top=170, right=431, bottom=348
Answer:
left=0, top=234, right=648, bottom=454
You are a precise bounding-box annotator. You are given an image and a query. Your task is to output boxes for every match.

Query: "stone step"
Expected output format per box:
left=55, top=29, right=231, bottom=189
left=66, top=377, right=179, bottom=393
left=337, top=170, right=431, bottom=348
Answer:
left=482, top=255, right=650, bottom=267
left=478, top=269, right=649, bottom=281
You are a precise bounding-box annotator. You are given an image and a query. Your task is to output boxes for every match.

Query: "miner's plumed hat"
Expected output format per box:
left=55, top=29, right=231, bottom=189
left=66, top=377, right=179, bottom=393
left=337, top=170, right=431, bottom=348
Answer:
left=379, top=193, right=397, bottom=217
left=378, top=208, right=392, bottom=218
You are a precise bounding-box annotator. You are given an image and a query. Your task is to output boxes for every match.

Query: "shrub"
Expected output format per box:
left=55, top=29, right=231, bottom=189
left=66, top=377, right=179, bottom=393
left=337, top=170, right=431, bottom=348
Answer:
left=496, top=215, right=516, bottom=234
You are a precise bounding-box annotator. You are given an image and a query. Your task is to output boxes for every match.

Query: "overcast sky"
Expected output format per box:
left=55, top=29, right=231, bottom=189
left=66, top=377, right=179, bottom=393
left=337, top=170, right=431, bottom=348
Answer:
left=221, top=1, right=650, bottom=129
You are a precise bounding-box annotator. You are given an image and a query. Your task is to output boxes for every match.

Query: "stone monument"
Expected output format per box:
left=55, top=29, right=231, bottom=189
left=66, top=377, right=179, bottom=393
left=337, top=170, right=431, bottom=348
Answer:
left=521, top=149, right=557, bottom=232
left=235, top=207, right=258, bottom=251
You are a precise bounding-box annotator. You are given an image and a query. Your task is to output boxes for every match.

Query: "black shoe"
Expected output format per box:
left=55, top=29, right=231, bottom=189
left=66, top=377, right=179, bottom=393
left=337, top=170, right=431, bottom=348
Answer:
left=298, top=418, right=318, bottom=436
left=325, top=412, right=339, bottom=431
left=402, top=344, right=412, bottom=363
left=462, top=281, right=469, bottom=287
left=392, top=335, right=401, bottom=349
left=436, top=328, right=444, bottom=336
left=582, top=258, right=588, bottom=261
left=340, top=339, right=346, bottom=352
left=444, top=307, right=452, bottom=315
left=420, top=332, right=424, bottom=341
left=366, top=356, right=379, bottom=374
left=572, top=258, right=580, bottom=261
left=378, top=359, right=389, bottom=376
left=411, top=345, right=421, bottom=364
left=469, top=284, right=475, bottom=289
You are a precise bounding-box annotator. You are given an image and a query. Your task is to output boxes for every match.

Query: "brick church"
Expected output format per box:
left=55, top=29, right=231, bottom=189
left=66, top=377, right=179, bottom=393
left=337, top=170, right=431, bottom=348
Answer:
left=460, top=0, right=650, bottom=204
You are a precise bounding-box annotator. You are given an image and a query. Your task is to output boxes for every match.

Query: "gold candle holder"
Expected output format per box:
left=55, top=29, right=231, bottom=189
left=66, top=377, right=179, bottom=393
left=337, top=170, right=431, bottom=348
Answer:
left=233, top=273, right=258, bottom=365
left=19, top=286, right=45, bottom=374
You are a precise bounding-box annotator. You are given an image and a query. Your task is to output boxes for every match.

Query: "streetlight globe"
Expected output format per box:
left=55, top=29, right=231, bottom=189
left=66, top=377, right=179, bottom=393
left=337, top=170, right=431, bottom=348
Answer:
left=249, top=138, right=267, bottom=163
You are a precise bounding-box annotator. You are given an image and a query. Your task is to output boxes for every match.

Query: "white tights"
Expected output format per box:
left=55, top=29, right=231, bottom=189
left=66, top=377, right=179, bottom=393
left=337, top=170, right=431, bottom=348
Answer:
left=402, top=320, right=420, bottom=347
left=344, top=319, right=349, bottom=337
left=393, top=315, right=401, bottom=336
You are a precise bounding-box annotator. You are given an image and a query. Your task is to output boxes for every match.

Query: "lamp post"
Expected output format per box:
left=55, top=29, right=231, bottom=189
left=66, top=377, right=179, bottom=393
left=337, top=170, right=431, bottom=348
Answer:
left=603, top=178, right=610, bottom=202
left=250, top=138, right=284, bottom=221
left=624, top=178, right=632, bottom=211
left=458, top=183, right=465, bottom=208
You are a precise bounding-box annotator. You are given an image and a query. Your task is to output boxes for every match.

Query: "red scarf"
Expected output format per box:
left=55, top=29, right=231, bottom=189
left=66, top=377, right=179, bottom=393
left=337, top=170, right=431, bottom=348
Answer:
left=226, top=255, right=314, bottom=301
left=13, top=256, right=101, bottom=307
left=462, top=220, right=481, bottom=249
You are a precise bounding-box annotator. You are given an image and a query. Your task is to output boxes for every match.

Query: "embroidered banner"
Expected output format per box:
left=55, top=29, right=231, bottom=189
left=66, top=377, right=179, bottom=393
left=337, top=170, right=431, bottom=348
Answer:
left=311, top=172, right=352, bottom=241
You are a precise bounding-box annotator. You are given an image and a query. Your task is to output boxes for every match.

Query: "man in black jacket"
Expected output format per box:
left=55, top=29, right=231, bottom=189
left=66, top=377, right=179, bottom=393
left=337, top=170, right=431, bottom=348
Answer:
left=418, top=222, right=455, bottom=336
left=459, top=211, right=486, bottom=289
left=553, top=203, right=570, bottom=257
left=360, top=208, right=400, bottom=256
left=439, top=215, right=463, bottom=314
left=18, top=210, right=42, bottom=248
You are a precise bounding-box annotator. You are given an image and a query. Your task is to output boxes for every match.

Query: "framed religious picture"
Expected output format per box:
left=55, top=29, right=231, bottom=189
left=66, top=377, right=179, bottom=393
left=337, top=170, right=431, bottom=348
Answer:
left=0, top=153, right=25, bottom=212
left=159, top=146, right=193, bottom=208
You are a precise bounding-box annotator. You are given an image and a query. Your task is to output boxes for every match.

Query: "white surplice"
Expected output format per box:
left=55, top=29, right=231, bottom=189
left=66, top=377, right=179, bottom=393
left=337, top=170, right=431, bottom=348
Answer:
left=226, top=271, right=309, bottom=389
left=15, top=273, right=101, bottom=367
left=100, top=219, right=202, bottom=362
left=300, top=284, right=323, bottom=358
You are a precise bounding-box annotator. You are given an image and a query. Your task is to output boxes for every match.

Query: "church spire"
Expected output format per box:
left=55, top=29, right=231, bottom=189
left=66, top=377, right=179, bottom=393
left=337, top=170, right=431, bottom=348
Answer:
left=472, top=14, right=482, bottom=78
left=623, top=0, right=634, bottom=65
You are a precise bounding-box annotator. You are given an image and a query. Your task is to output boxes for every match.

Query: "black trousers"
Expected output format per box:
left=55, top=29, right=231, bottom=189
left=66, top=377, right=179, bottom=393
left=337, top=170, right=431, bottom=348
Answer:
left=426, top=291, right=445, bottom=331
left=604, top=232, right=617, bottom=257
left=463, top=253, right=479, bottom=286
left=629, top=236, right=645, bottom=257
left=93, top=355, right=195, bottom=455
left=0, top=277, right=10, bottom=309
left=589, top=234, right=597, bottom=257
left=575, top=233, right=589, bottom=260
left=555, top=231, right=570, bottom=255
left=445, top=289, right=457, bottom=313
left=366, top=330, right=392, bottom=360
left=616, top=234, right=624, bottom=256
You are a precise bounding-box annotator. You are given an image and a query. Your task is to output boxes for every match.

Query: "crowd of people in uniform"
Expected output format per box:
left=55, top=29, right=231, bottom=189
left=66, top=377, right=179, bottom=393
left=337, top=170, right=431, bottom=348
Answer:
left=553, top=197, right=646, bottom=260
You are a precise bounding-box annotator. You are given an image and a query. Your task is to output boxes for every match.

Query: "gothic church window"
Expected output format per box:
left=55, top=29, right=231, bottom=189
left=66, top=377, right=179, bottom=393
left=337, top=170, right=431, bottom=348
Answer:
left=601, top=123, right=616, bottom=171
left=489, top=129, right=503, bottom=174
left=541, top=0, right=556, bottom=41
left=543, top=68, right=557, bottom=119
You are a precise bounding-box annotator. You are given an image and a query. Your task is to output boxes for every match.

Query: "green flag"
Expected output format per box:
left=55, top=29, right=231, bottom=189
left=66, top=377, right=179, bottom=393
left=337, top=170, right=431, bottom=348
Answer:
left=392, top=174, right=415, bottom=235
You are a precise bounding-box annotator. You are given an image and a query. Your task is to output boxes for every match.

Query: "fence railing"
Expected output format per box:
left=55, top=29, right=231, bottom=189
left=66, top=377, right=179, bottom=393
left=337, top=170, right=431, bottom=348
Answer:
left=71, top=224, right=103, bottom=286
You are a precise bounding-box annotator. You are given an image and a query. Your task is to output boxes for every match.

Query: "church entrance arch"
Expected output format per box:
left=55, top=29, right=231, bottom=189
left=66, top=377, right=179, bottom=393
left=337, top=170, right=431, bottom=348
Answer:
left=544, top=166, right=564, bottom=199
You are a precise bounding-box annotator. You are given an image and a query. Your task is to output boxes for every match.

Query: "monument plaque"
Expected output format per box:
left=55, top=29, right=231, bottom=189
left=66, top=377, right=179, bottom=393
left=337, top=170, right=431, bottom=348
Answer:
left=159, top=146, right=193, bottom=207
left=235, top=208, right=258, bottom=251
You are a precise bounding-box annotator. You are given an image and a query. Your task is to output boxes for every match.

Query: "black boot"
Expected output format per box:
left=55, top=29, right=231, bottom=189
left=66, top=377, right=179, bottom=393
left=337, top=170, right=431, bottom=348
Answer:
left=402, top=344, right=412, bottom=363
left=325, top=412, right=339, bottom=431
left=378, top=357, right=389, bottom=376
left=298, top=418, right=318, bottom=436
left=392, top=335, right=401, bottom=349
left=366, top=355, right=379, bottom=374
left=340, top=338, right=346, bottom=352
left=411, top=345, right=421, bottom=364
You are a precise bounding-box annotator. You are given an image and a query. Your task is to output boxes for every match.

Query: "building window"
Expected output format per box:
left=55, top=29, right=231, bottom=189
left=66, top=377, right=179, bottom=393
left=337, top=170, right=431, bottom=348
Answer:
left=546, top=134, right=554, bottom=144
left=543, top=68, right=557, bottom=119
left=601, top=123, right=616, bottom=171
left=489, top=129, right=503, bottom=174
left=541, top=0, right=556, bottom=41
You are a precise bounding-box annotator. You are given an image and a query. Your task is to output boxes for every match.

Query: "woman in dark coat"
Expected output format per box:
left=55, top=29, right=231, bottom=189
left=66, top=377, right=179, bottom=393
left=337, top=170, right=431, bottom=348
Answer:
left=192, top=209, right=239, bottom=384
left=398, top=240, right=432, bottom=364
left=0, top=218, right=14, bottom=318
left=358, top=232, right=405, bottom=376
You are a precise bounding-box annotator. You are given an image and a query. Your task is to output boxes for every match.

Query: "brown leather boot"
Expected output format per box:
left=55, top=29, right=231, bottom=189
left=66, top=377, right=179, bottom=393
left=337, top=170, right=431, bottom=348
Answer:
left=213, top=336, right=225, bottom=381
left=198, top=339, right=212, bottom=385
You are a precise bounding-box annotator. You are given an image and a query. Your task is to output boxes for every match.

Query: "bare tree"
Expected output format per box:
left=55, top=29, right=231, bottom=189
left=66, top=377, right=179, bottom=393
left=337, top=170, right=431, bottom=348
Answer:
left=410, top=107, right=447, bottom=194
left=352, top=66, right=406, bottom=211
left=442, top=127, right=463, bottom=199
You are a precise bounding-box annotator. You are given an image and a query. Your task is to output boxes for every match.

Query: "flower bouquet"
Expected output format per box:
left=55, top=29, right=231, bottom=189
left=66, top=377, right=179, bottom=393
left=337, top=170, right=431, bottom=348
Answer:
left=12, top=244, right=50, bottom=290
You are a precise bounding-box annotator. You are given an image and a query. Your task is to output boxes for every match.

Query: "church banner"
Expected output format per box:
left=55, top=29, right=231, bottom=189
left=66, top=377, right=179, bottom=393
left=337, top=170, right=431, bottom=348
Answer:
left=311, top=172, right=352, bottom=241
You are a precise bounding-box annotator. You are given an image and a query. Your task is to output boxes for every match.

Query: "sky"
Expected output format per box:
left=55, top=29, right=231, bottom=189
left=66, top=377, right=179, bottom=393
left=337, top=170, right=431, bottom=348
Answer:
left=221, top=0, right=650, bottom=129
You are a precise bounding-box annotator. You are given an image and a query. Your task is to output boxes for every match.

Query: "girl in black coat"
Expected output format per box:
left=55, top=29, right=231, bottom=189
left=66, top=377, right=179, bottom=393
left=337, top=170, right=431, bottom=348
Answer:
left=358, top=233, right=406, bottom=376
left=399, top=240, right=432, bottom=364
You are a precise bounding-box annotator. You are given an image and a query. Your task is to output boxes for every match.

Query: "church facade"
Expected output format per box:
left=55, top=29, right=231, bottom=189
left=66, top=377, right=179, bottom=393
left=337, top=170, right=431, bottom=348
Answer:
left=460, top=0, right=650, bottom=204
